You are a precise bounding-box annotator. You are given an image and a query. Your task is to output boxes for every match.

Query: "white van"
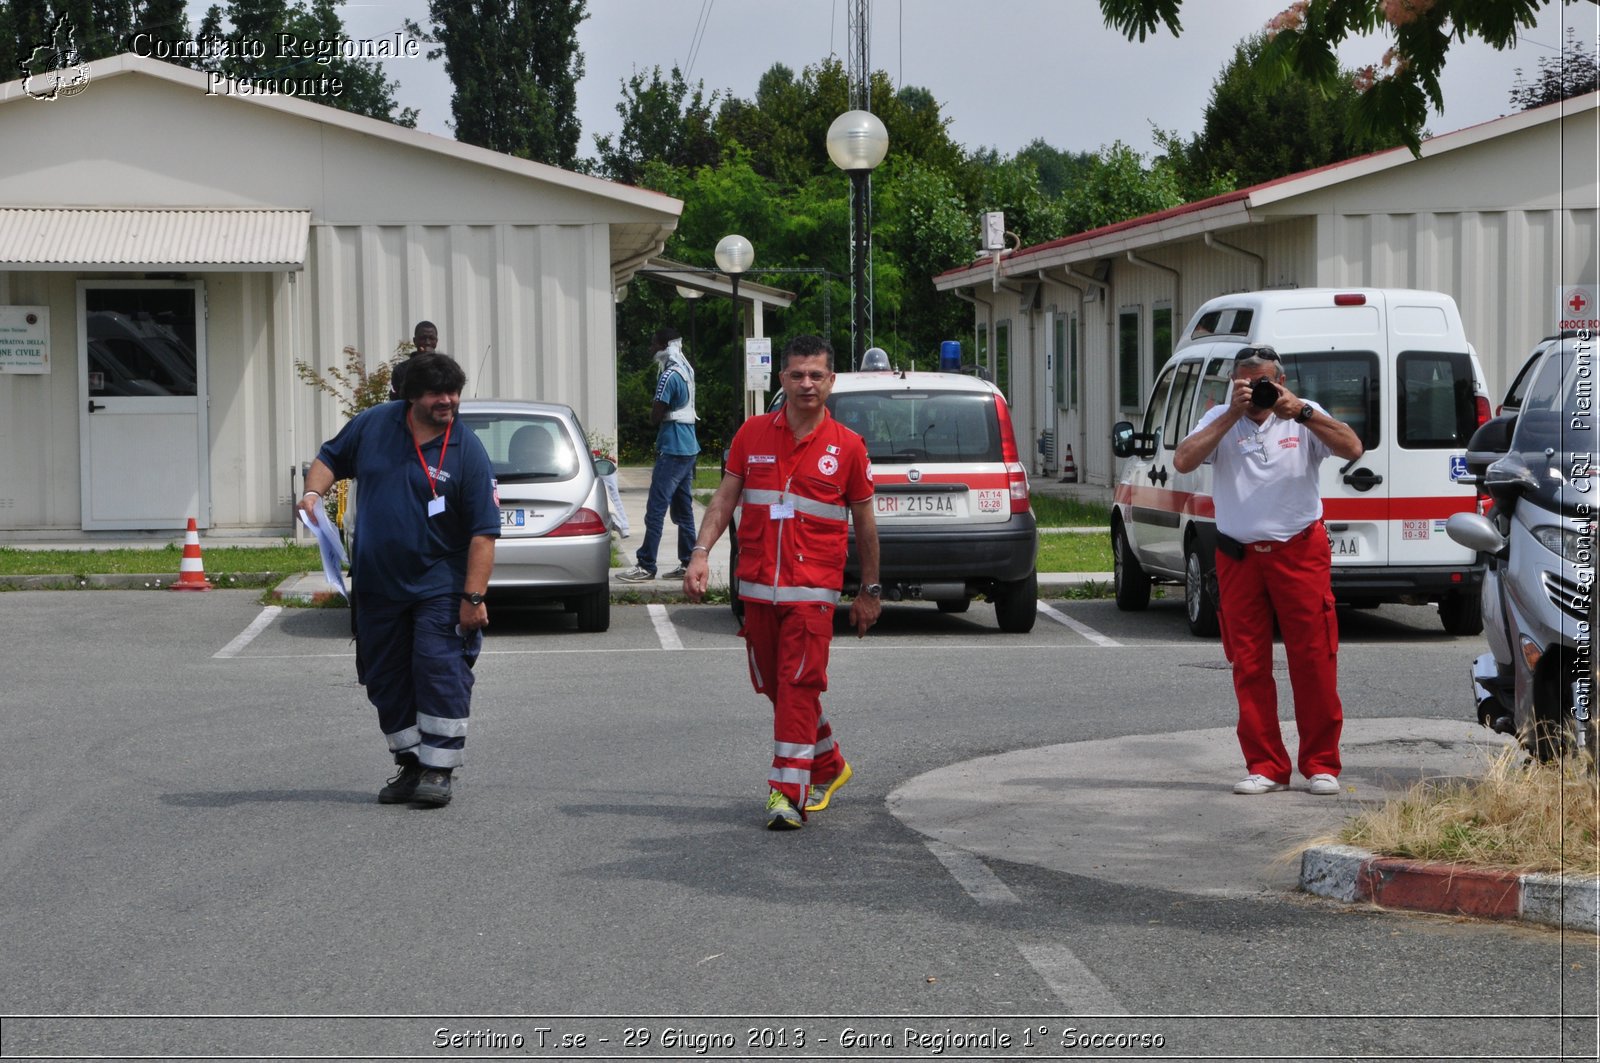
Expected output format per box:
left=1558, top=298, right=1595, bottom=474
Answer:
left=1111, top=288, right=1491, bottom=636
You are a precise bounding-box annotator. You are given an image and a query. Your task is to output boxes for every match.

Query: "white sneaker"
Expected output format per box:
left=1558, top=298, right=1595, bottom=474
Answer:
left=1308, top=773, right=1341, bottom=796
left=1233, top=773, right=1289, bottom=795
left=616, top=565, right=656, bottom=583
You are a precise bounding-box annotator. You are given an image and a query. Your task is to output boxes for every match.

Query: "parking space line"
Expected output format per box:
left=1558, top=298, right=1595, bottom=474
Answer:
left=1037, top=601, right=1122, bottom=647
left=648, top=603, right=684, bottom=651
left=213, top=606, right=282, bottom=659
left=1016, top=942, right=1126, bottom=1013
left=924, top=840, right=1019, bottom=906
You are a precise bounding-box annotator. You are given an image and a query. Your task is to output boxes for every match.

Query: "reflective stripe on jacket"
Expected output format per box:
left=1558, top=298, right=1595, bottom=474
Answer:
left=727, top=408, right=873, bottom=604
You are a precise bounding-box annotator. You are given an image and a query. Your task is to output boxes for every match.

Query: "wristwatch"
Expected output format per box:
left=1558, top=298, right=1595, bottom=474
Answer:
left=861, top=583, right=882, bottom=598
left=460, top=591, right=485, bottom=606
left=1295, top=403, right=1315, bottom=423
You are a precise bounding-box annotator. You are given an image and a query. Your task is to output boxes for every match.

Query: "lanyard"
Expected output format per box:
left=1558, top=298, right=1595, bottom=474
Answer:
left=409, top=409, right=451, bottom=498
left=775, top=410, right=825, bottom=492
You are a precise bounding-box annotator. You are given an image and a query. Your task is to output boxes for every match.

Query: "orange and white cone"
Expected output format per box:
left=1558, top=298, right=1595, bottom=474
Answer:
left=1060, top=444, right=1078, bottom=483
left=171, top=517, right=212, bottom=591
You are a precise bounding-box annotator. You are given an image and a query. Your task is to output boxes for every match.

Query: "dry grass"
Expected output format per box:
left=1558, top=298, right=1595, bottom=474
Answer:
left=1326, top=746, right=1600, bottom=876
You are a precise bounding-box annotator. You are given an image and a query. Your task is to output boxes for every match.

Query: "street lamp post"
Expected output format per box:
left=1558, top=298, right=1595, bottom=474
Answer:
left=713, top=234, right=754, bottom=440
left=675, top=284, right=703, bottom=357
left=826, top=110, right=889, bottom=371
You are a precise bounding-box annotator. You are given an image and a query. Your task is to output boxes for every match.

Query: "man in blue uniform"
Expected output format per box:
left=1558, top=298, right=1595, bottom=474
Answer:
left=300, top=352, right=500, bottom=807
left=619, top=327, right=700, bottom=582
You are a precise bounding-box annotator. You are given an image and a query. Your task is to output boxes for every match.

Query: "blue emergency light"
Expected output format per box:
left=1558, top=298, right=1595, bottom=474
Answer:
left=939, top=340, right=962, bottom=372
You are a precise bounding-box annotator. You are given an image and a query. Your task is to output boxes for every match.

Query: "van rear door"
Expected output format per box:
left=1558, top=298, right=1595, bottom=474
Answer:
left=1387, top=346, right=1483, bottom=566
left=1279, top=350, right=1386, bottom=565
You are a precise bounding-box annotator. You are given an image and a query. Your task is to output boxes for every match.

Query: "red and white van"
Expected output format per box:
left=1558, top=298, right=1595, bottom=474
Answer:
left=1112, top=288, right=1491, bottom=636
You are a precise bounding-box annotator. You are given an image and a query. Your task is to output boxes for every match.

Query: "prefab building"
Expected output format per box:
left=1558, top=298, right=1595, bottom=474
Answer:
left=0, top=53, right=682, bottom=537
left=934, top=92, right=1598, bottom=491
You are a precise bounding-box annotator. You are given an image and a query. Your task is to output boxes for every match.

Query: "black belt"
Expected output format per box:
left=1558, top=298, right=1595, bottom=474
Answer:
left=1217, top=520, right=1323, bottom=559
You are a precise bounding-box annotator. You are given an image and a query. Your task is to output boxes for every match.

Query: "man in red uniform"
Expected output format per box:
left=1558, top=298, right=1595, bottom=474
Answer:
left=1174, top=346, right=1364, bottom=796
left=684, top=335, right=881, bottom=829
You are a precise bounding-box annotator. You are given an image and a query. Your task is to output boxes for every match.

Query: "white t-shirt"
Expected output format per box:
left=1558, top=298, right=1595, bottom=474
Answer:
left=1188, top=401, right=1332, bottom=542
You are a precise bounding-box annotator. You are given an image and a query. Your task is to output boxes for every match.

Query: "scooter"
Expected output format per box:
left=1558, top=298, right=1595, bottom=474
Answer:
left=1446, top=337, right=1597, bottom=763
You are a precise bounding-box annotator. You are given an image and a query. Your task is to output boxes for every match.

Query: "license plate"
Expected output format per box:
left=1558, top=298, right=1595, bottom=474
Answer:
left=1330, top=535, right=1360, bottom=557
left=876, top=493, right=962, bottom=517
left=499, top=508, right=525, bottom=528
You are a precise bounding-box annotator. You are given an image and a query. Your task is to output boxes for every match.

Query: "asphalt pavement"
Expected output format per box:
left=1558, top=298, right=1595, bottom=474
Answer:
left=5, top=468, right=1596, bottom=933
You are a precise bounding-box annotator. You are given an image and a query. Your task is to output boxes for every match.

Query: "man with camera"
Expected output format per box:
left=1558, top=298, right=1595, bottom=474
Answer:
left=1173, top=345, right=1364, bottom=797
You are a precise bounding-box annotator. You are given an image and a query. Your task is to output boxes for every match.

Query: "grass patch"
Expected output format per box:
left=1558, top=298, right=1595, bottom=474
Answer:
left=1031, top=495, right=1113, bottom=527
left=1036, top=532, right=1112, bottom=572
left=1317, top=747, right=1600, bottom=875
left=0, top=543, right=323, bottom=576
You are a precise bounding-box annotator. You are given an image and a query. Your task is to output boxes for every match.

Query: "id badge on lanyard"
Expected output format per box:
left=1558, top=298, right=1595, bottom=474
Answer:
left=772, top=423, right=820, bottom=521
left=413, top=415, right=452, bottom=518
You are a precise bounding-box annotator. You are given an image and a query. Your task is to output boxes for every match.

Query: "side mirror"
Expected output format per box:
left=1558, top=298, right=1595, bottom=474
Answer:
left=1112, top=421, right=1157, bottom=459
left=1462, top=414, right=1517, bottom=483
left=1112, top=421, right=1136, bottom=458
left=1445, top=511, right=1507, bottom=555
left=592, top=457, right=617, bottom=476
left=1483, top=455, right=1538, bottom=513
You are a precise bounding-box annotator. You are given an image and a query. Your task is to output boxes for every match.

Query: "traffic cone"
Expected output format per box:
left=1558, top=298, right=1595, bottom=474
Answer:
left=1059, top=444, right=1078, bottom=484
left=170, top=517, right=212, bottom=591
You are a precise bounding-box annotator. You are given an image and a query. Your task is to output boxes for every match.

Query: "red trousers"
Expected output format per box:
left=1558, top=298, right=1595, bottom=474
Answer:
left=742, top=600, right=846, bottom=812
left=1215, top=522, right=1343, bottom=782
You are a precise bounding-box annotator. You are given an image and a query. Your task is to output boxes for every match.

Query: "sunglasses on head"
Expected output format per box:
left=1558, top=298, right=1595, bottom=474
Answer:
left=1234, top=346, right=1280, bottom=364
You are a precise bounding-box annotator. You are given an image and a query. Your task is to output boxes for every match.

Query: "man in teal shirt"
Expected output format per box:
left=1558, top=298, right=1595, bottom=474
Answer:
left=620, top=327, right=700, bottom=581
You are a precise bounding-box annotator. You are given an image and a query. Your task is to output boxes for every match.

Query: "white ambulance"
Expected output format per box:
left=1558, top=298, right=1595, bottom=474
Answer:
left=1111, top=288, right=1491, bottom=636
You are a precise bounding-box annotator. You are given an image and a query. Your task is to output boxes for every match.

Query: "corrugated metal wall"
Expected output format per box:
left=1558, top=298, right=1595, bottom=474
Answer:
left=1318, top=207, right=1599, bottom=395
left=0, top=219, right=620, bottom=535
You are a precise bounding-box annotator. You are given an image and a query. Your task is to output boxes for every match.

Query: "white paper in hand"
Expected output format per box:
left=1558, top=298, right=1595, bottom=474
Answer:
left=297, top=497, right=349, bottom=599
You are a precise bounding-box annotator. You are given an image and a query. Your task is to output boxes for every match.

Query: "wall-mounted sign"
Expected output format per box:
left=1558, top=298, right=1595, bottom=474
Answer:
left=0, top=306, right=49, bottom=374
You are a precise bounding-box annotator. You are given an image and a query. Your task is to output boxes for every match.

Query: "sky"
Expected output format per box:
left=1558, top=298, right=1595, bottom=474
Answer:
left=334, top=0, right=1595, bottom=161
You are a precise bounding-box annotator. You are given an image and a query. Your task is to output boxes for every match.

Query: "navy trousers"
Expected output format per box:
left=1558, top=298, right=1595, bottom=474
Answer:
left=354, top=592, right=481, bottom=770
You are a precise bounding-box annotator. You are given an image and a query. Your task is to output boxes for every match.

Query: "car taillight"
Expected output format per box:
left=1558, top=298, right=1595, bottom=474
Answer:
left=1333, top=293, right=1367, bottom=306
left=991, top=395, right=1032, bottom=513
left=1006, top=462, right=1031, bottom=513
left=1474, top=393, right=1491, bottom=428
left=546, top=507, right=607, bottom=537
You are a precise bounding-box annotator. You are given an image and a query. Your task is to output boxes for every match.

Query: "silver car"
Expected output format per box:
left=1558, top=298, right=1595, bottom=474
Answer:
left=458, top=399, right=615, bottom=632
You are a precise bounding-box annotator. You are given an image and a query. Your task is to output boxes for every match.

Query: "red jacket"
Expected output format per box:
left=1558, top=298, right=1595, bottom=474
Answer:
left=726, top=408, right=874, bottom=604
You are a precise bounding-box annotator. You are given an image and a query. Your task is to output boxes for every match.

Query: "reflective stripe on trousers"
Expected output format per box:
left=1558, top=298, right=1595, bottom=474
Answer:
left=742, top=600, right=847, bottom=812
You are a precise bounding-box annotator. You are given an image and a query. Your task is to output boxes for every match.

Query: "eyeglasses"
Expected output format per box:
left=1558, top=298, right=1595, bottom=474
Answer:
left=1233, top=345, right=1280, bottom=364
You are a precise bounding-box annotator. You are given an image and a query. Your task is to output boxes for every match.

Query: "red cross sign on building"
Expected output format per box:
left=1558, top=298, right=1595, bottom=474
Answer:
left=1559, top=285, right=1599, bottom=332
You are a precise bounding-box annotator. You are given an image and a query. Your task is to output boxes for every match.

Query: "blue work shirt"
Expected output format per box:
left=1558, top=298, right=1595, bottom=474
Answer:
left=654, top=364, right=699, bottom=457
left=317, top=401, right=501, bottom=601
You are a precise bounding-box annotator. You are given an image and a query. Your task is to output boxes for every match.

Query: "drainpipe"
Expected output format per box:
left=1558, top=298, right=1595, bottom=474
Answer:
left=1203, top=232, right=1264, bottom=289
left=1055, top=265, right=1108, bottom=488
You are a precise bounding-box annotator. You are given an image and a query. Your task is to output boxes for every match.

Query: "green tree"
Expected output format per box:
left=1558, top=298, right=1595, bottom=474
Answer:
left=592, top=65, right=719, bottom=185
left=1059, top=141, right=1188, bottom=234
left=407, top=0, right=586, bottom=166
left=1014, top=139, right=1096, bottom=199
left=1510, top=25, right=1599, bottom=108
left=1159, top=33, right=1408, bottom=193
left=1098, top=0, right=1555, bottom=153
left=197, top=0, right=417, bottom=125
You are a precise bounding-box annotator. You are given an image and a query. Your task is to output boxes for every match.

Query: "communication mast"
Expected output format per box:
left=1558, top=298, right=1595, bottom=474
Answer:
left=847, top=0, right=874, bottom=361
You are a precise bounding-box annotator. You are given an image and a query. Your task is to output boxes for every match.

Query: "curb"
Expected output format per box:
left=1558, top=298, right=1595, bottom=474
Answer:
left=1300, top=844, right=1600, bottom=931
left=0, top=572, right=284, bottom=591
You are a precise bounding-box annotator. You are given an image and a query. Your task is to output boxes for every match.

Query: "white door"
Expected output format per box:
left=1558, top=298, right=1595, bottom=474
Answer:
left=77, top=281, right=210, bottom=531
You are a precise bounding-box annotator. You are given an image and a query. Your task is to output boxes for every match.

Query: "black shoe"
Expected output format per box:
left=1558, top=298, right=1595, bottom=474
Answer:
left=413, top=768, right=453, bottom=807
left=378, top=758, right=424, bottom=804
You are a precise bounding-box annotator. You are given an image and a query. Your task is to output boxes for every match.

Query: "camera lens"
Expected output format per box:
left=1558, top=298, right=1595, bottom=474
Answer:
left=1250, top=377, right=1278, bottom=409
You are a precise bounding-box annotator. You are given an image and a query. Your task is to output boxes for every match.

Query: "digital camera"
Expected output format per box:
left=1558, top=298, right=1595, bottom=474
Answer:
left=1249, top=377, right=1279, bottom=409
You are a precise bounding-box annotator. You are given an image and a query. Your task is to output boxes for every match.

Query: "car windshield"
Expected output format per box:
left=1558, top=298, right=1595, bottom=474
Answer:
left=462, top=412, right=579, bottom=482
left=1504, top=344, right=1596, bottom=509
left=828, top=390, right=1002, bottom=464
